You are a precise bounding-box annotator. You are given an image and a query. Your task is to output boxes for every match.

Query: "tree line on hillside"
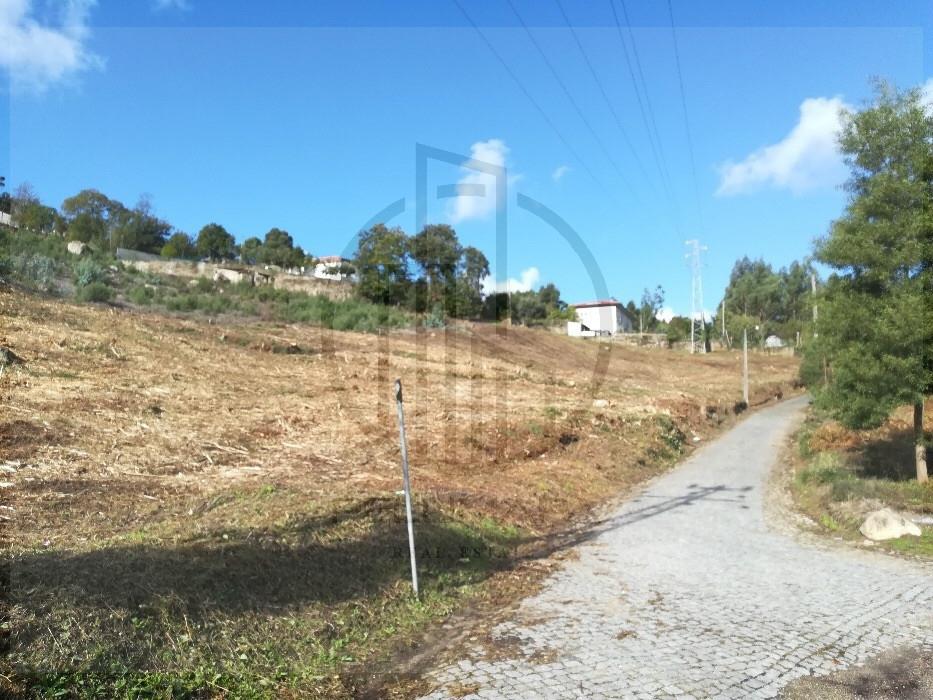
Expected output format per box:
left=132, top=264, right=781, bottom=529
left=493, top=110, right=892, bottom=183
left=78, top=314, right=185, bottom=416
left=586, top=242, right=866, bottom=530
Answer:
left=717, top=257, right=818, bottom=346
left=0, top=185, right=316, bottom=269
left=354, top=223, right=574, bottom=323
left=0, top=184, right=574, bottom=324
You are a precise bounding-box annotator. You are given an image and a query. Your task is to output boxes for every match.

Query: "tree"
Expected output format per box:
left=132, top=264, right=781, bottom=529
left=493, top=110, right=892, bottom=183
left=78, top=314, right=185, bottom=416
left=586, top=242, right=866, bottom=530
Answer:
left=509, top=290, right=547, bottom=325
left=62, top=189, right=120, bottom=245
left=355, top=224, right=410, bottom=305
left=239, top=236, right=263, bottom=265
left=409, top=224, right=462, bottom=311
left=719, top=257, right=817, bottom=346
left=161, top=232, right=196, bottom=259
left=807, top=81, right=932, bottom=482
left=196, top=223, right=236, bottom=261
left=258, top=228, right=292, bottom=267
left=110, top=197, right=170, bottom=253
left=663, top=315, right=692, bottom=346
left=454, top=245, right=489, bottom=318
left=11, top=183, right=58, bottom=234
left=639, top=285, right=665, bottom=334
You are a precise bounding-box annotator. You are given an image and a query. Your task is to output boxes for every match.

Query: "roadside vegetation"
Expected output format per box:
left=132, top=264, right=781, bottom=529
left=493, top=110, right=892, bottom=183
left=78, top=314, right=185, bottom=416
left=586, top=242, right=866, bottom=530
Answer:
left=800, top=81, right=931, bottom=484
left=791, top=403, right=933, bottom=558
left=786, top=82, right=931, bottom=559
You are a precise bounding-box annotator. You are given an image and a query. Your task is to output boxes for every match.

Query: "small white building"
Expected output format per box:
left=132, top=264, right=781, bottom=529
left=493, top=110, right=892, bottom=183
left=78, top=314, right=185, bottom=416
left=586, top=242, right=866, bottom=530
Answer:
left=568, top=299, right=634, bottom=337
left=313, top=255, right=355, bottom=282
left=0, top=212, right=13, bottom=228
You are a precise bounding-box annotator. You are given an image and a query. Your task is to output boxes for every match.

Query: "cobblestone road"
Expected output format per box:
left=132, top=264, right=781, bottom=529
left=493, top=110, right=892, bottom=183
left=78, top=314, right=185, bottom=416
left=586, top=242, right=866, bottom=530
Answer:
left=419, top=396, right=933, bottom=699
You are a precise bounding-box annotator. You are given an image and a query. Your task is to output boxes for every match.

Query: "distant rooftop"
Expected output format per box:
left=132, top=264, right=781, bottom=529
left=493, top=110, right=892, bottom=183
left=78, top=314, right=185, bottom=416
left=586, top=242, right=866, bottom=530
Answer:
left=571, top=299, right=623, bottom=309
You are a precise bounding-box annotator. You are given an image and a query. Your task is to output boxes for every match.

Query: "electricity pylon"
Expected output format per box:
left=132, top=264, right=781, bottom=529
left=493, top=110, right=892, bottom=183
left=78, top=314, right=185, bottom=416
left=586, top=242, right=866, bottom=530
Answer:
left=685, top=239, right=707, bottom=354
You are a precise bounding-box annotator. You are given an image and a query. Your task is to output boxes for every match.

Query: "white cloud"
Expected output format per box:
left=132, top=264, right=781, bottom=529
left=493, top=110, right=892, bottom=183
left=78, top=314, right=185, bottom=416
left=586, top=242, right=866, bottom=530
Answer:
left=481, top=266, right=540, bottom=295
left=0, top=0, right=100, bottom=90
left=921, top=77, right=933, bottom=112
left=447, top=139, right=512, bottom=224
left=551, top=165, right=570, bottom=182
left=716, top=96, right=851, bottom=196
left=655, top=307, right=674, bottom=323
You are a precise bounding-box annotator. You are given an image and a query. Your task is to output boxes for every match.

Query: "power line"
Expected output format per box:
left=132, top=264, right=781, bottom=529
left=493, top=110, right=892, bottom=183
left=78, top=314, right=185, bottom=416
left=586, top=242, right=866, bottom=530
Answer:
left=554, top=0, right=654, bottom=189
left=667, top=0, right=704, bottom=229
left=610, top=0, right=680, bottom=232
left=452, top=0, right=622, bottom=208
left=505, top=0, right=642, bottom=204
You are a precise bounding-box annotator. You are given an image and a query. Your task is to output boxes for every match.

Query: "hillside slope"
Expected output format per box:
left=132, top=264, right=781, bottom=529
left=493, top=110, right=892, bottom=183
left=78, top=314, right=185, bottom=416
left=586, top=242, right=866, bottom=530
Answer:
left=0, top=289, right=799, bottom=696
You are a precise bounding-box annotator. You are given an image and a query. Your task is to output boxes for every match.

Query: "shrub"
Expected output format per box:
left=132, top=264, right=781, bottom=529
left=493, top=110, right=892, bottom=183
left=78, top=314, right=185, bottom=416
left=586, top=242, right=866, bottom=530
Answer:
left=77, top=282, right=113, bottom=303
left=127, top=285, right=155, bottom=305
left=73, top=258, right=106, bottom=288
left=424, top=302, right=446, bottom=329
left=165, top=294, right=200, bottom=312
left=9, top=254, right=58, bottom=292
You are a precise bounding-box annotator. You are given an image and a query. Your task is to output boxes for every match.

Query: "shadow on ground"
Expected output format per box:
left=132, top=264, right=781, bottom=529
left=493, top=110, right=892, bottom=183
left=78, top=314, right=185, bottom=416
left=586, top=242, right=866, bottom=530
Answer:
left=10, top=482, right=750, bottom=619
left=781, top=646, right=933, bottom=700
left=854, top=428, right=930, bottom=482
left=8, top=497, right=510, bottom=628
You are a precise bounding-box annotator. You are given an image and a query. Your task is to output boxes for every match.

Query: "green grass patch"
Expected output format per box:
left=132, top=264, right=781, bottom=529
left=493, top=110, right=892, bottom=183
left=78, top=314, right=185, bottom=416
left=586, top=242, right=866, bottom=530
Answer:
left=886, top=528, right=933, bottom=557
left=4, top=495, right=526, bottom=698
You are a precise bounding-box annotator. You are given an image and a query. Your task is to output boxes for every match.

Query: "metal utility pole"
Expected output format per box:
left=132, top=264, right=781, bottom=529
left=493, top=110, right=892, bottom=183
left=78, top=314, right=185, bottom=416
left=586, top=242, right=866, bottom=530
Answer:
left=742, top=328, right=749, bottom=405
left=393, top=379, right=419, bottom=598
left=685, top=239, right=707, bottom=354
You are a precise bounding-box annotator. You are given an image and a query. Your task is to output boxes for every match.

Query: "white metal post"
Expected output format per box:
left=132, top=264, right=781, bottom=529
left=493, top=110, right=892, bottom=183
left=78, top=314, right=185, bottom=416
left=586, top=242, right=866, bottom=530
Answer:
left=394, top=379, right=419, bottom=598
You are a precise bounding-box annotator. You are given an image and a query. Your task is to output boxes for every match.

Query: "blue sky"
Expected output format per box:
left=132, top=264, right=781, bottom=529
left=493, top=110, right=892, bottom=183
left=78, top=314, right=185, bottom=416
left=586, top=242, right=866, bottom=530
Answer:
left=2, top=0, right=930, bottom=315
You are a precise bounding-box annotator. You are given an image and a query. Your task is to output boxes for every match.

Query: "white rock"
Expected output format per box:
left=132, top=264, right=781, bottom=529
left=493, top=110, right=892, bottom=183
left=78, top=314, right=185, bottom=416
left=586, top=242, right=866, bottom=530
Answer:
left=592, top=399, right=610, bottom=409
left=67, top=241, right=87, bottom=255
left=859, top=508, right=922, bottom=541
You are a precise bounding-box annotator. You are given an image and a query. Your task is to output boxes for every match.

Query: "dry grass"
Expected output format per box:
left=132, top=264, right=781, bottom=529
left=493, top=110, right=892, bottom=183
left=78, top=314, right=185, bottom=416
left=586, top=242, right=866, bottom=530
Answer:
left=0, top=287, right=799, bottom=697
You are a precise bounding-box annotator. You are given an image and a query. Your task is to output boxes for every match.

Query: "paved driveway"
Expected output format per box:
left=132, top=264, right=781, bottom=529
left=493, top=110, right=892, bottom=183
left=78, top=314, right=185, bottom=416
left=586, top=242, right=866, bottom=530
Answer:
left=419, top=396, right=933, bottom=699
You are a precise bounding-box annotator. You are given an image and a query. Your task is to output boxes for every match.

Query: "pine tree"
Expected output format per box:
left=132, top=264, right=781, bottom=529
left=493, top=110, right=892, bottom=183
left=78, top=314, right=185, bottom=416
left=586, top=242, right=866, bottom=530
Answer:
left=809, top=81, right=932, bottom=482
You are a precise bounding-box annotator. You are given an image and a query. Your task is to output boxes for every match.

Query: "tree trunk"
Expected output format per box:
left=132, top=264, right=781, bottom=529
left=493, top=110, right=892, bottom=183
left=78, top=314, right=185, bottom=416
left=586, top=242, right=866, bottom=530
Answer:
left=916, top=401, right=928, bottom=483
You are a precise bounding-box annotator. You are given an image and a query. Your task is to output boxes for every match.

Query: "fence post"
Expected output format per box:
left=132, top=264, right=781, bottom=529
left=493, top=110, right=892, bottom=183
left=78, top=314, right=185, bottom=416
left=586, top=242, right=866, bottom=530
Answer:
left=394, top=379, right=419, bottom=598
left=742, top=329, right=749, bottom=405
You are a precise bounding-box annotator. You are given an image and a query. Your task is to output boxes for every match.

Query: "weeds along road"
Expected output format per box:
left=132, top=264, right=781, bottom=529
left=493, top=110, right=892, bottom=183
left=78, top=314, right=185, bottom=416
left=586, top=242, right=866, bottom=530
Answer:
left=418, top=395, right=933, bottom=700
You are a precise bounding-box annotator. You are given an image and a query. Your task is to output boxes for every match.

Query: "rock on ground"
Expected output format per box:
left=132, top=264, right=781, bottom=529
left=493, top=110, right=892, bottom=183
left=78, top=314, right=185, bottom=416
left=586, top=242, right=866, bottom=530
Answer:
left=860, top=508, right=922, bottom=541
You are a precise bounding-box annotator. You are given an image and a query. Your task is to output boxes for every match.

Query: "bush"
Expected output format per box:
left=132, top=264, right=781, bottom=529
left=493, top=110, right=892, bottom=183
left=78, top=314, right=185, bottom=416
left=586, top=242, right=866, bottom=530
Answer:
left=73, top=258, right=106, bottom=287
left=127, top=285, right=155, bottom=305
left=424, top=303, right=446, bottom=329
left=8, top=254, right=58, bottom=292
left=77, top=282, right=113, bottom=303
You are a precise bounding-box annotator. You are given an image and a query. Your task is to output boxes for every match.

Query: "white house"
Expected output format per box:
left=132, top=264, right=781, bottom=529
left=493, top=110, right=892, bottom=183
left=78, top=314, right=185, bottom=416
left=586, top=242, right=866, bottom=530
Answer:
left=0, top=212, right=15, bottom=228
left=313, top=255, right=355, bottom=281
left=567, top=299, right=634, bottom=337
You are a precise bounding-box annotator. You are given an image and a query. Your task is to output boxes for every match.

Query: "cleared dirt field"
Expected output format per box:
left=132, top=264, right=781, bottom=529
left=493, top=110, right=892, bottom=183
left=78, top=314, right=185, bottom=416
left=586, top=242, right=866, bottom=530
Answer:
left=0, top=288, right=799, bottom=697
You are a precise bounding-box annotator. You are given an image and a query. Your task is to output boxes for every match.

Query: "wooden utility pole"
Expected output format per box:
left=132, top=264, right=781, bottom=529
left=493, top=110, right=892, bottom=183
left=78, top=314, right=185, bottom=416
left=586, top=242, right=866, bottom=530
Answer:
left=742, top=328, right=749, bottom=405
left=915, top=402, right=928, bottom=483
left=394, top=379, right=419, bottom=597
